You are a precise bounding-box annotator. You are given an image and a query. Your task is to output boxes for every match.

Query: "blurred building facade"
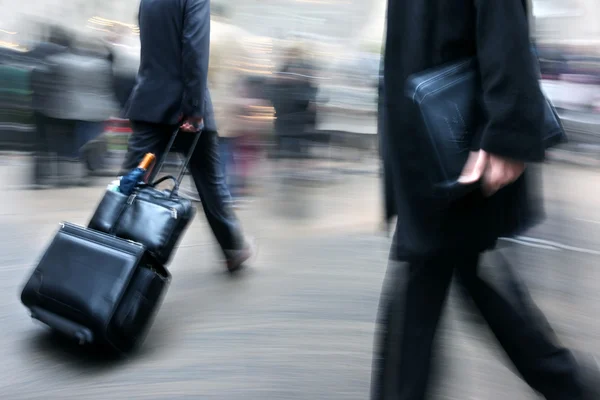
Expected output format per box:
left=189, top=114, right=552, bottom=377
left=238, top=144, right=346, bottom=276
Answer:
left=534, top=0, right=600, bottom=48
left=1, top=0, right=598, bottom=46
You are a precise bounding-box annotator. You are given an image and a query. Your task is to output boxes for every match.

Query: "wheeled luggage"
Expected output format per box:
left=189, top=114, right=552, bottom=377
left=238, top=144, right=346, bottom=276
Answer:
left=21, top=222, right=170, bottom=353
left=89, top=129, right=200, bottom=265
left=21, top=129, right=201, bottom=352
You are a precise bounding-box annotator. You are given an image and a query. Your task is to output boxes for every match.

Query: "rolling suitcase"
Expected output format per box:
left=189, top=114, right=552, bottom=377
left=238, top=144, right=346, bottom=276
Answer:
left=21, top=222, right=170, bottom=353
left=21, top=129, right=200, bottom=352
left=88, top=128, right=200, bottom=265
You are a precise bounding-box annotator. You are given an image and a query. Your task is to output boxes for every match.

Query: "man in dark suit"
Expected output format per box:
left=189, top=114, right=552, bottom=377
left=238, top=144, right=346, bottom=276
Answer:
left=372, top=0, right=599, bottom=399
left=123, top=0, right=252, bottom=272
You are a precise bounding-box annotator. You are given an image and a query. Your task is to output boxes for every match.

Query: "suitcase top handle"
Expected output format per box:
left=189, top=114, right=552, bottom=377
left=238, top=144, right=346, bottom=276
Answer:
left=147, top=175, right=181, bottom=198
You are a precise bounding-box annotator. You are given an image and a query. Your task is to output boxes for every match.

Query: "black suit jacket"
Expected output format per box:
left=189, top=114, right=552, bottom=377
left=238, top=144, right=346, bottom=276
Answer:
left=383, top=0, right=546, bottom=259
left=125, top=0, right=216, bottom=131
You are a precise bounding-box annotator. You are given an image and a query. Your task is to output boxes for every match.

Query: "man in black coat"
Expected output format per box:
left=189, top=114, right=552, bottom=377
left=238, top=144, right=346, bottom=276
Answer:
left=122, top=0, right=252, bottom=272
left=372, top=0, right=598, bottom=398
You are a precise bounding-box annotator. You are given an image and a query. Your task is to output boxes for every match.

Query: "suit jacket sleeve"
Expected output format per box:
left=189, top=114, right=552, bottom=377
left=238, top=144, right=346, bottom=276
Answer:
left=474, top=0, right=546, bottom=162
left=181, top=0, right=210, bottom=119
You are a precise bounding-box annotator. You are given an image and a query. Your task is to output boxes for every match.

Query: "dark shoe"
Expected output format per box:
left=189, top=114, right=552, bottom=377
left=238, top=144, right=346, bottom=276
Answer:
left=225, top=238, right=256, bottom=272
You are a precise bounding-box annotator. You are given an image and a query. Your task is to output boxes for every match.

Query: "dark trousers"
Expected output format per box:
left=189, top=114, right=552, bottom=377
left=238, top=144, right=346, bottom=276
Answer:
left=371, top=251, right=584, bottom=400
left=34, top=112, right=78, bottom=158
left=33, top=112, right=83, bottom=186
left=122, top=121, right=244, bottom=253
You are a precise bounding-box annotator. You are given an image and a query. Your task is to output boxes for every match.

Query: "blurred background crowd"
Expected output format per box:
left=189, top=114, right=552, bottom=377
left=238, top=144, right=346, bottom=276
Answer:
left=0, top=0, right=596, bottom=194
left=0, top=0, right=385, bottom=197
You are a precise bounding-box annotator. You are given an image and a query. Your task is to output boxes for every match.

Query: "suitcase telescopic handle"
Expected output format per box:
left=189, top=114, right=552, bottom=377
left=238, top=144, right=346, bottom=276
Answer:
left=146, top=127, right=202, bottom=186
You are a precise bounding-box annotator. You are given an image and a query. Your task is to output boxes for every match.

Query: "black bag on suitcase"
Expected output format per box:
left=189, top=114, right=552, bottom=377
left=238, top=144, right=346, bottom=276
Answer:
left=21, top=222, right=170, bottom=353
left=89, top=129, right=199, bottom=265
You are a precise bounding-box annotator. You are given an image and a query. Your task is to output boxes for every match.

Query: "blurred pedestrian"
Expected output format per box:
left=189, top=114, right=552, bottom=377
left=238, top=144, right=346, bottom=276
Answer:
left=30, top=26, right=71, bottom=186
left=209, top=3, right=250, bottom=199
left=30, top=27, right=115, bottom=185
left=271, top=44, right=318, bottom=164
left=371, top=1, right=600, bottom=399
left=231, top=76, right=274, bottom=197
left=103, top=25, right=138, bottom=112
left=122, top=0, right=254, bottom=272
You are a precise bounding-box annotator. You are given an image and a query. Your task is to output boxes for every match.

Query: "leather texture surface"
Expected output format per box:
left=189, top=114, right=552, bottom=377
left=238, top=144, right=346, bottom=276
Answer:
left=110, top=261, right=170, bottom=352
left=88, top=186, right=196, bottom=265
left=21, top=223, right=170, bottom=352
left=405, top=58, right=567, bottom=200
left=406, top=59, right=481, bottom=185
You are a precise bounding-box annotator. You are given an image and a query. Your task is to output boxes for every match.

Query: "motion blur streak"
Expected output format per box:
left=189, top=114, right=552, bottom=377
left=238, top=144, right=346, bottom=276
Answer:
left=0, top=1, right=598, bottom=399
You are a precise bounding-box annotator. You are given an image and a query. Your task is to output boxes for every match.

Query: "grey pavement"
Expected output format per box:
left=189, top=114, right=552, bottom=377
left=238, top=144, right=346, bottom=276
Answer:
left=0, top=159, right=599, bottom=399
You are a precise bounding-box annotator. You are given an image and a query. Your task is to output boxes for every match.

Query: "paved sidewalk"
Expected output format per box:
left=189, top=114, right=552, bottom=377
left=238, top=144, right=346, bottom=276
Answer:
left=0, top=160, right=599, bottom=399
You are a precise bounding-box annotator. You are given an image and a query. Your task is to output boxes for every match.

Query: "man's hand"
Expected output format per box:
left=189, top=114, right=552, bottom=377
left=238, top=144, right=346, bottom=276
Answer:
left=458, top=150, right=525, bottom=196
left=180, top=117, right=203, bottom=133
left=458, top=151, right=487, bottom=185
left=482, top=152, right=525, bottom=196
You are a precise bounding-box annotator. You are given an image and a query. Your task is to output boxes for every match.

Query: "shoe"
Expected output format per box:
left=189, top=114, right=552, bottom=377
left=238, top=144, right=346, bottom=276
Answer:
left=225, top=237, right=256, bottom=272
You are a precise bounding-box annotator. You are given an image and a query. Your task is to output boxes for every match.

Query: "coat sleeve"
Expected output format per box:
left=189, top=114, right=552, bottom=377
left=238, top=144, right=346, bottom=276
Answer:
left=474, top=0, right=546, bottom=162
left=181, top=0, right=210, bottom=119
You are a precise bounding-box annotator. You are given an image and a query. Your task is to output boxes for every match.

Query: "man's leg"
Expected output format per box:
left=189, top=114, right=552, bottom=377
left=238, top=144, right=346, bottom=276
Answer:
left=456, top=252, right=585, bottom=400
left=371, top=254, right=455, bottom=400
left=47, top=118, right=78, bottom=159
left=182, top=130, right=248, bottom=268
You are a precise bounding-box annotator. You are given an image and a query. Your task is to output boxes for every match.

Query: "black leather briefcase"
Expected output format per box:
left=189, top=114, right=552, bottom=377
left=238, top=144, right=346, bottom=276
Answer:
left=21, top=222, right=171, bottom=353
left=88, top=129, right=199, bottom=265
left=405, top=57, right=566, bottom=203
